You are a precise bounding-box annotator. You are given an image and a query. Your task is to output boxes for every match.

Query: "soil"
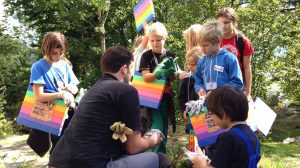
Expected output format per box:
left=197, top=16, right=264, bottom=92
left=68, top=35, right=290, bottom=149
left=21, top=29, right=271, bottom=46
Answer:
left=0, top=125, right=189, bottom=168
left=0, top=135, right=48, bottom=168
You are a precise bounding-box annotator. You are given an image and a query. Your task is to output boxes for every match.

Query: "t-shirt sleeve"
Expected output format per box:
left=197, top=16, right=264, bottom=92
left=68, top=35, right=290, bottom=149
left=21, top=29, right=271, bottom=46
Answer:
left=66, top=64, right=80, bottom=85
left=210, top=134, right=234, bottom=168
left=119, top=86, right=141, bottom=131
left=139, top=51, right=151, bottom=72
left=243, top=37, right=254, bottom=57
left=167, top=51, right=175, bottom=59
left=30, top=62, right=46, bottom=85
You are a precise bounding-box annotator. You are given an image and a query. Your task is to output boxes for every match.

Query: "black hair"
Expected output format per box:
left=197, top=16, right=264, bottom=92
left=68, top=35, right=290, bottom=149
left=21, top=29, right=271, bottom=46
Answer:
left=100, top=46, right=133, bottom=74
left=206, top=86, right=248, bottom=122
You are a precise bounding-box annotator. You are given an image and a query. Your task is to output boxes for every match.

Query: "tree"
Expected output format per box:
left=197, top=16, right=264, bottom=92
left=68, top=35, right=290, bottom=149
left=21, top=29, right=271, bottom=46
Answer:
left=3, top=0, right=300, bottom=115
left=0, top=23, right=36, bottom=116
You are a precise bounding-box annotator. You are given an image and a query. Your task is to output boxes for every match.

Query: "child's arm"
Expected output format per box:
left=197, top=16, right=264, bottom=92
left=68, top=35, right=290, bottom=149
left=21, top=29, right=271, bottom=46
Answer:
left=141, top=70, right=157, bottom=82
left=194, top=61, right=206, bottom=96
left=141, top=22, right=149, bottom=49
left=227, top=56, right=244, bottom=89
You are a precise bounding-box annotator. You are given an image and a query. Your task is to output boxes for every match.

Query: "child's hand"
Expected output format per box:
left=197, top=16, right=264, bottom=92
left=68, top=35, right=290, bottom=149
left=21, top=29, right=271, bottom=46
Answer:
left=148, top=130, right=164, bottom=148
left=198, top=89, right=206, bottom=96
left=205, top=91, right=211, bottom=98
left=66, top=84, right=78, bottom=95
left=178, top=71, right=187, bottom=80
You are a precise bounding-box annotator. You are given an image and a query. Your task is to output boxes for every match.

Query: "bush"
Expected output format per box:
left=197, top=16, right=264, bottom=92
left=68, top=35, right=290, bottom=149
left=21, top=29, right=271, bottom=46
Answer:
left=0, top=86, right=14, bottom=139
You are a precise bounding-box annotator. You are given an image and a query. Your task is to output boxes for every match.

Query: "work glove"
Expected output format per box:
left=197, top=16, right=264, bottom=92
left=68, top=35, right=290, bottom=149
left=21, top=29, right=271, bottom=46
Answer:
left=66, top=84, right=78, bottom=95
left=61, top=90, right=75, bottom=108
left=163, top=57, right=177, bottom=70
left=155, top=58, right=172, bottom=70
left=74, top=88, right=87, bottom=104
left=154, top=67, right=176, bottom=79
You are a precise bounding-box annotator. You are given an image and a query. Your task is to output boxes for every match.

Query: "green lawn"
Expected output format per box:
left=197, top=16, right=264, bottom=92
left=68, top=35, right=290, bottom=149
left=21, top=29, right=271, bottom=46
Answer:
left=259, top=142, right=300, bottom=168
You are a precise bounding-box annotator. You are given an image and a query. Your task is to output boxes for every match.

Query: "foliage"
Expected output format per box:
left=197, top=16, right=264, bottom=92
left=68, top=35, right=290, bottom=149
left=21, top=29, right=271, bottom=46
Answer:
left=1, top=0, right=299, bottom=117
left=0, top=23, right=36, bottom=116
left=0, top=86, right=14, bottom=139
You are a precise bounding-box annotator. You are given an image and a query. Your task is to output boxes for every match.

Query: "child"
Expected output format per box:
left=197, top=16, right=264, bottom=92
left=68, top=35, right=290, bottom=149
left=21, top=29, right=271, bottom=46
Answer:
left=192, top=86, right=261, bottom=168
left=194, top=20, right=243, bottom=97
left=178, top=47, right=203, bottom=133
left=216, top=7, right=254, bottom=100
left=28, top=32, right=79, bottom=155
left=139, top=22, right=176, bottom=154
left=179, top=24, right=202, bottom=80
left=183, top=24, right=202, bottom=51
left=130, top=21, right=149, bottom=73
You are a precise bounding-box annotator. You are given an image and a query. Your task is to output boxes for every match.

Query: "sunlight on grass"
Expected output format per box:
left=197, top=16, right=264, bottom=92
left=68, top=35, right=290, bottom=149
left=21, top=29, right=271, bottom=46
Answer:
left=259, top=142, right=300, bottom=168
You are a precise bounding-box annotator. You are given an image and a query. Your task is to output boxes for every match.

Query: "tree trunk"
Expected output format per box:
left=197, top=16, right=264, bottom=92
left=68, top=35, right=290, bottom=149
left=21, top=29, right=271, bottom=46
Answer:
left=98, top=1, right=111, bottom=54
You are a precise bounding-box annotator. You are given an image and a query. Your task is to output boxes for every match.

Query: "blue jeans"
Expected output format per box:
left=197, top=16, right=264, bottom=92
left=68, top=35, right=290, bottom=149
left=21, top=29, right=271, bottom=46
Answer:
left=106, top=152, right=159, bottom=168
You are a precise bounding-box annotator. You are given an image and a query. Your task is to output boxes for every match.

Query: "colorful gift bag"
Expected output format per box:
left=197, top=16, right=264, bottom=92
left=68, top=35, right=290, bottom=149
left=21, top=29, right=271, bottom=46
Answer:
left=133, top=0, right=155, bottom=32
left=187, top=99, right=225, bottom=148
left=190, top=113, right=225, bottom=147
left=131, top=72, right=166, bottom=109
left=17, top=86, right=69, bottom=136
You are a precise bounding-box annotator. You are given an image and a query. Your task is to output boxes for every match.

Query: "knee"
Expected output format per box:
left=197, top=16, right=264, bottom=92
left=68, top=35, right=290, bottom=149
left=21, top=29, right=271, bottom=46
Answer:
left=157, top=152, right=173, bottom=168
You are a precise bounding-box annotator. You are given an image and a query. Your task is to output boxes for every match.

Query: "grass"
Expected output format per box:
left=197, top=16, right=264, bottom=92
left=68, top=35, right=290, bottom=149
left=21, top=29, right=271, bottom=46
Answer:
left=259, top=142, right=300, bottom=168
left=167, top=108, right=300, bottom=168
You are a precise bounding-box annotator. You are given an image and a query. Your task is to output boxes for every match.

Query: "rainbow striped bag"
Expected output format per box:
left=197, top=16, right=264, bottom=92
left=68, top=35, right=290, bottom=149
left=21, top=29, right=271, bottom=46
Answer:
left=17, top=86, right=69, bottom=136
left=187, top=100, right=225, bottom=148
left=133, top=0, right=155, bottom=32
left=131, top=72, right=166, bottom=109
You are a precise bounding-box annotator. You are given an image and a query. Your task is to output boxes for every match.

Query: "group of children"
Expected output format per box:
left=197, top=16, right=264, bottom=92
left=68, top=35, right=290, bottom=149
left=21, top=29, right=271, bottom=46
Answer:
left=28, top=6, right=259, bottom=168
left=131, top=7, right=260, bottom=168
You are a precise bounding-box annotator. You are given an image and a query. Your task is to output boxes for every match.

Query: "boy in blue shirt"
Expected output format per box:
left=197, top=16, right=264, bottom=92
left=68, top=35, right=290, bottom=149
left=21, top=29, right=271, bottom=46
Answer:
left=194, top=20, right=243, bottom=96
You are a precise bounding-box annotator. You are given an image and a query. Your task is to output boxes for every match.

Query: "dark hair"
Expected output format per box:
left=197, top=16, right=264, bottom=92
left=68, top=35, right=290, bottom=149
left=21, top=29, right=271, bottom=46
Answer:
left=206, top=86, right=248, bottom=122
left=100, top=46, right=133, bottom=74
left=216, top=7, right=238, bottom=27
left=41, top=32, right=68, bottom=57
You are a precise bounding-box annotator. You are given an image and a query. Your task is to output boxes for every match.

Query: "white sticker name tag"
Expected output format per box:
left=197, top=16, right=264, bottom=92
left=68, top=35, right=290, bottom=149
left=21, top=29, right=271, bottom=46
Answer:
left=214, top=65, right=224, bottom=72
left=206, top=82, right=217, bottom=90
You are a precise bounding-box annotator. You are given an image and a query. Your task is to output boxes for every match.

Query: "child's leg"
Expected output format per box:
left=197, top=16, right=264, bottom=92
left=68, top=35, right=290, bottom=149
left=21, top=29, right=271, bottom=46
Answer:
left=149, top=97, right=169, bottom=154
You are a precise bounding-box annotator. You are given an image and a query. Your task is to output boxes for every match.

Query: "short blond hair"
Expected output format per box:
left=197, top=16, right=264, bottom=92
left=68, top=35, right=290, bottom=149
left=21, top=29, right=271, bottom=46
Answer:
left=186, top=47, right=203, bottom=62
left=148, top=22, right=168, bottom=39
left=183, top=24, right=202, bottom=51
left=197, top=20, right=223, bottom=44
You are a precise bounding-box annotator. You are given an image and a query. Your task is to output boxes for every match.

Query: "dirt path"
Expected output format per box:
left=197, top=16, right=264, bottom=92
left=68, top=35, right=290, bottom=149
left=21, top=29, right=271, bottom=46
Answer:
left=0, top=135, right=48, bottom=168
left=0, top=125, right=189, bottom=168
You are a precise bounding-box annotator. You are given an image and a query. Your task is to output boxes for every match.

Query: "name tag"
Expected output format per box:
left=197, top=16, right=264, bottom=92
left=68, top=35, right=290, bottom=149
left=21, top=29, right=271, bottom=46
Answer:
left=214, top=65, right=224, bottom=72
left=206, top=82, right=217, bottom=90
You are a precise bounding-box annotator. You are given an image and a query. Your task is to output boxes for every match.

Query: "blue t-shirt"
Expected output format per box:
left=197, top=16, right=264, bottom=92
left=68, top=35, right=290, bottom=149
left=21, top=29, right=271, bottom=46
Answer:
left=30, top=58, right=79, bottom=93
left=194, top=48, right=243, bottom=93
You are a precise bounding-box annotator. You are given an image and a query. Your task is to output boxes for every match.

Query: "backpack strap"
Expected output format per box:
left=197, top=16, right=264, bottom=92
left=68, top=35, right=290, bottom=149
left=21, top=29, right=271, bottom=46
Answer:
left=236, top=32, right=245, bottom=64
left=230, top=127, right=260, bottom=168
